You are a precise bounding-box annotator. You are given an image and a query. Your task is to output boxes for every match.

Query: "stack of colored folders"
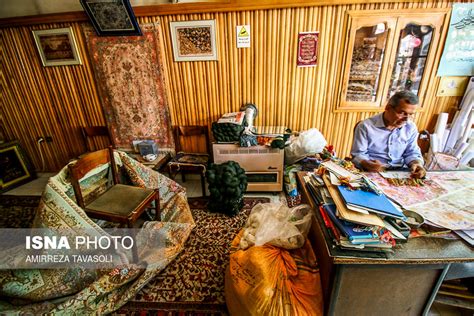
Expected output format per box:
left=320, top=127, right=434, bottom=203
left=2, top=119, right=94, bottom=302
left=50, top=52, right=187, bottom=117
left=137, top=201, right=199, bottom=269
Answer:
left=305, top=167, right=408, bottom=252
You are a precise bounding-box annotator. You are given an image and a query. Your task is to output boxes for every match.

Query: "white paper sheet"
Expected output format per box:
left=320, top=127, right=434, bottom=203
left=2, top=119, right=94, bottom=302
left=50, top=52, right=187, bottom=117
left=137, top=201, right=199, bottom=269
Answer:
left=379, top=171, right=412, bottom=179
left=320, top=161, right=362, bottom=181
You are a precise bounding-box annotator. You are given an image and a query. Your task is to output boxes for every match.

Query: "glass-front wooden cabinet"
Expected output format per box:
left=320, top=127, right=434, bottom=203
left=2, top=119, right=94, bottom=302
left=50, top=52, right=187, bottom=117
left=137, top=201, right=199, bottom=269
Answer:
left=339, top=10, right=447, bottom=110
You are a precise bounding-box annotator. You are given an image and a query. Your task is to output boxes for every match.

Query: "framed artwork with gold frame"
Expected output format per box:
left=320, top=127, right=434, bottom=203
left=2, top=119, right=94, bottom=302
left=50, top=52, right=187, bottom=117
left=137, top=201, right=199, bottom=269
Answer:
left=0, top=141, right=36, bottom=193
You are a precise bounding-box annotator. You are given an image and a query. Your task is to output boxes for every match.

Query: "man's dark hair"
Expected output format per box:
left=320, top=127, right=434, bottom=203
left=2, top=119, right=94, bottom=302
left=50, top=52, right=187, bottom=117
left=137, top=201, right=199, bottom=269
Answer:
left=388, top=91, right=419, bottom=108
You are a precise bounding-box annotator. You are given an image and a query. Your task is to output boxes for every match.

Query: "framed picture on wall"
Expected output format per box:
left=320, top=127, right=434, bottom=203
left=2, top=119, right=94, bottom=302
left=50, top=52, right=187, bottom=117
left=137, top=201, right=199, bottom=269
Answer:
left=80, top=0, right=141, bottom=36
left=0, top=141, right=36, bottom=193
left=32, top=27, right=82, bottom=66
left=170, top=20, right=218, bottom=61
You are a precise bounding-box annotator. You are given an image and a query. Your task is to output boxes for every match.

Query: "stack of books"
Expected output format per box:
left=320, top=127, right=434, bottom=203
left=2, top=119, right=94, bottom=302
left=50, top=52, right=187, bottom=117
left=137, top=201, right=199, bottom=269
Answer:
left=305, top=167, right=408, bottom=252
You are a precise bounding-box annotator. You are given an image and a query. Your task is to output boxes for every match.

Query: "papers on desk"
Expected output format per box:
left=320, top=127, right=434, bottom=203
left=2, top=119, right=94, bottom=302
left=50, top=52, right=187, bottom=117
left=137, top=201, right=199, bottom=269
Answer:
left=336, top=185, right=405, bottom=220
left=454, top=230, right=474, bottom=246
left=303, top=170, right=413, bottom=252
left=320, top=204, right=393, bottom=250
left=379, top=171, right=412, bottom=179
left=323, top=204, right=378, bottom=242
left=320, top=161, right=361, bottom=182
left=305, top=167, right=474, bottom=252
left=321, top=174, right=385, bottom=227
left=383, top=220, right=407, bottom=240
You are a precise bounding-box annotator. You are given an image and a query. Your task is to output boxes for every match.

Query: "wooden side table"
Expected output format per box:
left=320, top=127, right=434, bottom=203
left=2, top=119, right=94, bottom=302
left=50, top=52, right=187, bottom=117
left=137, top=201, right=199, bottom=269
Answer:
left=128, top=152, right=172, bottom=172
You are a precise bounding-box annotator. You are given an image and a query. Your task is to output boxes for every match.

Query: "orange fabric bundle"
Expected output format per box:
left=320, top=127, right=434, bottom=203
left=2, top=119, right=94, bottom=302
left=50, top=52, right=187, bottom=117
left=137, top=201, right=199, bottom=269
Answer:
left=225, top=230, right=323, bottom=316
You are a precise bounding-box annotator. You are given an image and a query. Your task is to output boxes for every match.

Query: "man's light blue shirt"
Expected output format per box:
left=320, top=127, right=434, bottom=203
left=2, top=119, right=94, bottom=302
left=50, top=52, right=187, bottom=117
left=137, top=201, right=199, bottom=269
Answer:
left=351, top=113, right=423, bottom=168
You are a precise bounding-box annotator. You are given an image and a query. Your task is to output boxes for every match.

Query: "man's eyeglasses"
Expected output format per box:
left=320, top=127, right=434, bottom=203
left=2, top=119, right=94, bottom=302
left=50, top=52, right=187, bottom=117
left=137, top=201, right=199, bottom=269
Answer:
left=391, top=107, right=416, bottom=118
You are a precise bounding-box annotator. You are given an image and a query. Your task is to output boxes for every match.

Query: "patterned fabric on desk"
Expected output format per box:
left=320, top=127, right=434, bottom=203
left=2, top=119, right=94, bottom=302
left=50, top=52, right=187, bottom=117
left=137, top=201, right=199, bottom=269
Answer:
left=367, top=171, right=474, bottom=230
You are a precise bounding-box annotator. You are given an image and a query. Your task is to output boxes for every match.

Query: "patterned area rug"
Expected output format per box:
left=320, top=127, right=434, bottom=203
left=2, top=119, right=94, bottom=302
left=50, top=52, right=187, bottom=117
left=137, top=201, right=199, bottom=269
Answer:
left=0, top=194, right=270, bottom=314
left=116, top=197, right=270, bottom=315
left=0, top=195, right=40, bottom=228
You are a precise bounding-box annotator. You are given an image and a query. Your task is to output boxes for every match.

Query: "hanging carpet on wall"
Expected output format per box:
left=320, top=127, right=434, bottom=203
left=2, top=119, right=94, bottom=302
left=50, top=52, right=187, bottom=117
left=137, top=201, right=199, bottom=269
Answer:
left=83, top=22, right=174, bottom=151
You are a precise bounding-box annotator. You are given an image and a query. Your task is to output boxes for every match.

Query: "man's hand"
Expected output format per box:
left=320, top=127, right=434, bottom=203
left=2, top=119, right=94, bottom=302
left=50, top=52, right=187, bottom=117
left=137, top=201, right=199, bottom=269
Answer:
left=410, top=161, right=426, bottom=179
left=360, top=159, right=385, bottom=172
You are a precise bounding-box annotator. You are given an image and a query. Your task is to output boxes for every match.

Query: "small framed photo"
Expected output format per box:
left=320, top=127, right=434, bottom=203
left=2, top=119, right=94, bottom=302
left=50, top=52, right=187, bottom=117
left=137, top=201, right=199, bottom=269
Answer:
left=32, top=27, right=82, bottom=66
left=80, top=0, right=141, bottom=36
left=170, top=20, right=218, bottom=61
left=0, top=141, right=36, bottom=193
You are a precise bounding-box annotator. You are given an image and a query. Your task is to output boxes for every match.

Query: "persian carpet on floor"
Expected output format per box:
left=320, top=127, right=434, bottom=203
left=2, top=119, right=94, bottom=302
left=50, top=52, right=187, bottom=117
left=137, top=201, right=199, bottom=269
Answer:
left=115, top=197, right=270, bottom=315
left=83, top=22, right=174, bottom=151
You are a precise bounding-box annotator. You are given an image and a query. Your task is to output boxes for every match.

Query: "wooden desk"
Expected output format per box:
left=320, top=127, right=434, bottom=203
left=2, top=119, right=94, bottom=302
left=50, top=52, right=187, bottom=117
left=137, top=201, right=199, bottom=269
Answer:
left=296, top=172, right=473, bottom=316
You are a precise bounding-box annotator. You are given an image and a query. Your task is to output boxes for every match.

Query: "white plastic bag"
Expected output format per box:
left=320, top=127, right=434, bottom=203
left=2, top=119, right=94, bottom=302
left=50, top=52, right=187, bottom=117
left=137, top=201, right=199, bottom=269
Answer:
left=239, top=203, right=312, bottom=250
left=285, top=128, right=327, bottom=164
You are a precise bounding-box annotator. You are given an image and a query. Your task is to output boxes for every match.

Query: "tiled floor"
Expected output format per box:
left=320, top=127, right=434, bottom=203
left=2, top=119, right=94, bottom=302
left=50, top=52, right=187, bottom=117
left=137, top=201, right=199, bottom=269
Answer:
left=2, top=172, right=55, bottom=196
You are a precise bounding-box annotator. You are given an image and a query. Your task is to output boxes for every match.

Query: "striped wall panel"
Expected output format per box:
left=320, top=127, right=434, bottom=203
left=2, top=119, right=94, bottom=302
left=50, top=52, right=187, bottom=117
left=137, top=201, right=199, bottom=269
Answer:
left=1, top=0, right=464, bottom=171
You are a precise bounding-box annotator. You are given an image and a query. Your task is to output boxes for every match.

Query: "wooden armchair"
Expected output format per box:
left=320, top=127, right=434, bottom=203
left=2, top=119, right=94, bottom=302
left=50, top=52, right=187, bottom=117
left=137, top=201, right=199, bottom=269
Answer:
left=68, top=147, right=160, bottom=227
left=168, top=126, right=210, bottom=197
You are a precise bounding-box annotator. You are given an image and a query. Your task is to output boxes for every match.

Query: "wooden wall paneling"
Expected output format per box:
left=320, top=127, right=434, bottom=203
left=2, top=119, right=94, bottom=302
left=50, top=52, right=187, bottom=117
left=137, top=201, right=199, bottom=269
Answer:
left=229, top=11, right=239, bottom=109
left=158, top=15, right=177, bottom=127
left=291, top=9, right=308, bottom=126
left=255, top=10, right=263, bottom=116
left=330, top=4, right=348, bottom=140
left=29, top=26, right=65, bottom=168
left=2, top=0, right=466, bottom=171
left=267, top=8, right=274, bottom=126
left=261, top=10, right=270, bottom=127
left=319, top=6, right=330, bottom=135
left=216, top=13, right=228, bottom=122
left=190, top=14, right=205, bottom=126
left=279, top=9, right=289, bottom=129
left=279, top=7, right=288, bottom=126
left=184, top=62, right=194, bottom=124
left=1, top=0, right=454, bottom=28
left=297, top=7, right=308, bottom=130
left=1, top=22, right=109, bottom=171
left=242, top=11, right=251, bottom=104
left=324, top=6, right=338, bottom=140
left=271, top=9, right=279, bottom=125
left=2, top=27, right=53, bottom=169
left=313, top=5, right=324, bottom=132
left=286, top=9, right=298, bottom=129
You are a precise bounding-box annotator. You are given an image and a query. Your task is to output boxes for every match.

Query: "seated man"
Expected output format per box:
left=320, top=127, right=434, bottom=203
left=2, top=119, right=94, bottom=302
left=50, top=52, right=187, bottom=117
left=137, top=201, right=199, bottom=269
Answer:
left=351, top=90, right=426, bottom=179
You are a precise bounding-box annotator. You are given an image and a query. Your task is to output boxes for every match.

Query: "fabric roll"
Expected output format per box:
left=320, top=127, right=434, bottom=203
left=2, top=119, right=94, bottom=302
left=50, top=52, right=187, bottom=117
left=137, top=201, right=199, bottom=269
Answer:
left=434, top=113, right=449, bottom=144
left=454, top=142, right=469, bottom=158
left=430, top=133, right=439, bottom=153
